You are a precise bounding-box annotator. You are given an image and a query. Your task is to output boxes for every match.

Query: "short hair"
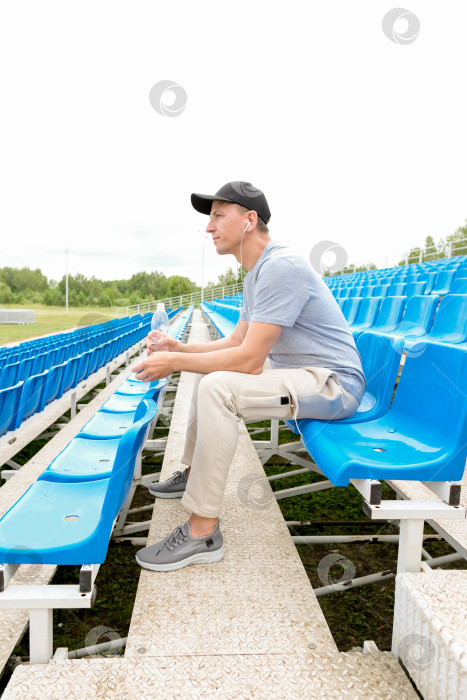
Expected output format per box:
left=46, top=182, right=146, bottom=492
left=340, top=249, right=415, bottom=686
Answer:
left=233, top=203, right=269, bottom=233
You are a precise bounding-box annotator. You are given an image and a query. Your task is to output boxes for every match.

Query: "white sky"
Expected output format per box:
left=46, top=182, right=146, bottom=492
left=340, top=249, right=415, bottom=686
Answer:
left=1, top=1, right=466, bottom=287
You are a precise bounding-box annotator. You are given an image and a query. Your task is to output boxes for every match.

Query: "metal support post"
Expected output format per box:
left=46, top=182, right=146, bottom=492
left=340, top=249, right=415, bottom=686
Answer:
left=70, top=392, right=77, bottom=419
left=397, top=519, right=425, bottom=573
left=29, top=608, right=53, bottom=664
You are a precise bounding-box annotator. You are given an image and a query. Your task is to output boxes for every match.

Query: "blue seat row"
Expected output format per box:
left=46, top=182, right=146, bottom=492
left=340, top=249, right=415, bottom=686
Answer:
left=204, top=291, right=467, bottom=488
left=0, top=306, right=194, bottom=566
left=202, top=301, right=240, bottom=337
left=339, top=294, right=467, bottom=349
left=0, top=323, right=151, bottom=437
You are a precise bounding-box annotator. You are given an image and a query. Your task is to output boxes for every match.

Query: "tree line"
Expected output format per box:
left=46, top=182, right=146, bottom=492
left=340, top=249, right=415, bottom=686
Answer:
left=1, top=219, right=465, bottom=304
left=324, top=219, right=467, bottom=276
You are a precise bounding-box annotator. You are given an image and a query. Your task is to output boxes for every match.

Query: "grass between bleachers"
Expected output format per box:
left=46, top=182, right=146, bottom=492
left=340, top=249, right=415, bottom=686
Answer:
left=0, top=305, right=119, bottom=345
left=0, top=407, right=464, bottom=693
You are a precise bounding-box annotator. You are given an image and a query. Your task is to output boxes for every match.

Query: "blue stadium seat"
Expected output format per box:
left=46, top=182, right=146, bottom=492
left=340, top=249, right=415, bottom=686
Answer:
left=79, top=408, right=142, bottom=438
left=0, top=382, right=24, bottom=436
left=0, top=362, right=20, bottom=390
left=420, top=272, right=437, bottom=294
left=432, top=270, right=455, bottom=296
left=342, top=297, right=362, bottom=324
left=14, top=370, right=49, bottom=428
left=299, top=342, right=467, bottom=486
left=286, top=333, right=403, bottom=439
left=16, top=357, right=35, bottom=383
left=388, top=282, right=407, bottom=297
left=59, top=356, right=81, bottom=394
left=41, top=364, right=66, bottom=408
left=404, top=294, right=467, bottom=349
left=405, top=281, right=427, bottom=298
left=350, top=297, right=382, bottom=338
left=372, top=285, right=390, bottom=298
left=370, top=295, right=407, bottom=333
left=0, top=399, right=157, bottom=565
left=370, top=295, right=438, bottom=340
left=450, top=278, right=467, bottom=295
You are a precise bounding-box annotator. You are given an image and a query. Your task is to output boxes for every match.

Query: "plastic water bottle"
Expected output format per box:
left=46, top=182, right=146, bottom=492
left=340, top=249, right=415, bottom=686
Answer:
left=150, top=304, right=170, bottom=351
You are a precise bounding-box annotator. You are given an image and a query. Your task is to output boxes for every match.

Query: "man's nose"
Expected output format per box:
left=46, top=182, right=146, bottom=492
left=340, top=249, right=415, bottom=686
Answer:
left=206, top=220, right=215, bottom=233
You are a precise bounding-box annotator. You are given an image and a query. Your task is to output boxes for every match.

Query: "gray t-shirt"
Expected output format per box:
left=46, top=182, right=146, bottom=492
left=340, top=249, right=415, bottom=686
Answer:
left=239, top=240, right=366, bottom=402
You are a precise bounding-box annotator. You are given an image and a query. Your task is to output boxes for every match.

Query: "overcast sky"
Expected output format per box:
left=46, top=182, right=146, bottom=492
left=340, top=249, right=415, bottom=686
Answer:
left=1, top=1, right=466, bottom=287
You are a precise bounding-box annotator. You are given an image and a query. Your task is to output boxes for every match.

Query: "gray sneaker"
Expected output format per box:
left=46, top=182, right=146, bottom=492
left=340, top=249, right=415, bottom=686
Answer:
left=148, top=468, right=188, bottom=498
left=135, top=520, right=224, bottom=572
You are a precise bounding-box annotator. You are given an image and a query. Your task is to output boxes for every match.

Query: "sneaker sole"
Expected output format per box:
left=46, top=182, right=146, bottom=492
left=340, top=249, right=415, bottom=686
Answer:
left=135, top=546, right=225, bottom=572
left=148, top=488, right=185, bottom=498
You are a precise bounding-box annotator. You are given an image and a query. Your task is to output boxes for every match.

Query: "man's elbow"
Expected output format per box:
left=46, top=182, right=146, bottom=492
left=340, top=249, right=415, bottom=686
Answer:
left=240, top=352, right=265, bottom=375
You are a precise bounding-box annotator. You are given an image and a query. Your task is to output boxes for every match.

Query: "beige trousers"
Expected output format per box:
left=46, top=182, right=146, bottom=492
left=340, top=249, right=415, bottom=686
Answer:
left=180, top=367, right=360, bottom=518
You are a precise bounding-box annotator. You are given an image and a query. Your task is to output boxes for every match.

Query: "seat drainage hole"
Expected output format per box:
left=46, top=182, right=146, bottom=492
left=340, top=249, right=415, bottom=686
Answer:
left=64, top=515, right=79, bottom=521
left=99, top=459, right=110, bottom=463
left=373, top=448, right=386, bottom=452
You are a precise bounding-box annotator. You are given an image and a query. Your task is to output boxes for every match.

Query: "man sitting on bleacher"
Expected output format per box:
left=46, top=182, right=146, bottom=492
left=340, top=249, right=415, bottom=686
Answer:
left=133, top=181, right=366, bottom=572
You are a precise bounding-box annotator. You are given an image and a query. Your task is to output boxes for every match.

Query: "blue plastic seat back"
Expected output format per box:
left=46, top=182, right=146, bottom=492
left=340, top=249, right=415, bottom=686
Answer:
left=60, top=356, right=80, bottom=394
left=371, top=296, right=407, bottom=332
left=352, top=297, right=382, bottom=330
left=75, top=351, right=91, bottom=385
left=352, top=333, right=403, bottom=419
left=450, top=278, right=467, bottom=295
left=0, top=382, right=24, bottom=436
left=388, top=283, right=407, bottom=296
left=427, top=294, right=467, bottom=342
left=342, top=297, right=362, bottom=324
left=110, top=399, right=157, bottom=514
left=14, top=370, right=49, bottom=428
left=31, top=352, right=47, bottom=376
left=16, top=357, right=35, bottom=383
left=0, top=362, right=20, bottom=390
left=85, top=347, right=100, bottom=377
left=396, top=295, right=438, bottom=336
left=391, top=343, right=467, bottom=464
left=433, top=270, right=455, bottom=295
left=372, top=285, right=390, bottom=298
left=405, top=281, right=427, bottom=298
left=421, top=272, right=437, bottom=294
left=41, top=363, right=65, bottom=408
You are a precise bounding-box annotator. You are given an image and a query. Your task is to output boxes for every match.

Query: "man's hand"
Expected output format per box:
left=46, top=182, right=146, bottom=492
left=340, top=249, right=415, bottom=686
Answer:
left=146, top=331, right=182, bottom=356
left=132, top=352, right=174, bottom=382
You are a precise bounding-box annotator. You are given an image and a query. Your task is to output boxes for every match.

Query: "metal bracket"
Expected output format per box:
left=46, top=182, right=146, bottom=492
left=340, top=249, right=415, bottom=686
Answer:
left=350, top=478, right=382, bottom=505
left=421, top=480, right=462, bottom=506
left=79, top=564, right=100, bottom=594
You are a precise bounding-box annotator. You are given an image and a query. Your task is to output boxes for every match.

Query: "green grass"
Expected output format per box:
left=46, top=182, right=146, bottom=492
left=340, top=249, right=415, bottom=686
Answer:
left=0, top=304, right=120, bottom=345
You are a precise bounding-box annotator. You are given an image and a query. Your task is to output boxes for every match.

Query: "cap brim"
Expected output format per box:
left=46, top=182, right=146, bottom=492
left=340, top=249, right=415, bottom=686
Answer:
left=191, top=193, right=234, bottom=216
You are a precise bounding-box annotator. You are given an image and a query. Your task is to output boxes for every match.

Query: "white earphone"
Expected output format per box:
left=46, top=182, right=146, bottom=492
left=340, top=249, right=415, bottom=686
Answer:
left=243, top=222, right=251, bottom=233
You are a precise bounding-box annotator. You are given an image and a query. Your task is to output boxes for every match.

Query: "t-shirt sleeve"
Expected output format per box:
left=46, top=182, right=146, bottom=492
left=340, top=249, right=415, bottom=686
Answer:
left=250, top=259, right=311, bottom=327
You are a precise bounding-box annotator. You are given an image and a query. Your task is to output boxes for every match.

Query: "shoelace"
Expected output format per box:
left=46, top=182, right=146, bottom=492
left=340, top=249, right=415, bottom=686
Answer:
left=165, top=525, right=189, bottom=551
left=167, top=470, right=185, bottom=485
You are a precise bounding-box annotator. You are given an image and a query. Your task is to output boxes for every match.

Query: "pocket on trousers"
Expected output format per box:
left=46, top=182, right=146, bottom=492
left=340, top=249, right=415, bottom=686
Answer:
left=237, top=380, right=295, bottom=420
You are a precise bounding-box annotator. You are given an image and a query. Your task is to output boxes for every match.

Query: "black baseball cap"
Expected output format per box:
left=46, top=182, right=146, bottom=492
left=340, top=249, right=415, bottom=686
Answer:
left=191, top=181, right=271, bottom=225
